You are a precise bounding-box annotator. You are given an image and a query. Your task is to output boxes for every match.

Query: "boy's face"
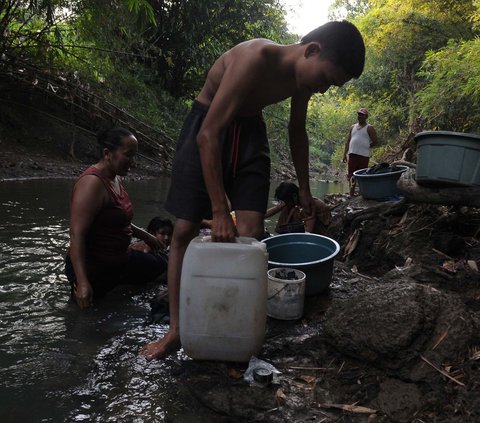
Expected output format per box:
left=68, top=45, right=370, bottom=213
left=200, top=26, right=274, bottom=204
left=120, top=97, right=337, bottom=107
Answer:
left=155, top=227, right=173, bottom=247
left=298, top=44, right=351, bottom=95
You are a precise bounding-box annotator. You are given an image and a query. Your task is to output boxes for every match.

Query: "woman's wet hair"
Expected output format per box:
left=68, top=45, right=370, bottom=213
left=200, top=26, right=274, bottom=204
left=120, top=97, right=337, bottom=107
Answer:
left=97, top=127, right=133, bottom=155
left=147, top=217, right=174, bottom=234
left=274, top=181, right=299, bottom=204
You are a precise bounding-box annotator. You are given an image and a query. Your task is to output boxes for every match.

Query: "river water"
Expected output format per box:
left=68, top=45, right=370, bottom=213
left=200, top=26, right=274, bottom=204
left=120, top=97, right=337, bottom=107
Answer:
left=0, top=176, right=347, bottom=422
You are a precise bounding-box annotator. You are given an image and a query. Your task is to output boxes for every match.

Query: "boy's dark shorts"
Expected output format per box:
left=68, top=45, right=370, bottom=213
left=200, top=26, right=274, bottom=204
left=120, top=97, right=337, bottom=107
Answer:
left=166, top=101, right=271, bottom=222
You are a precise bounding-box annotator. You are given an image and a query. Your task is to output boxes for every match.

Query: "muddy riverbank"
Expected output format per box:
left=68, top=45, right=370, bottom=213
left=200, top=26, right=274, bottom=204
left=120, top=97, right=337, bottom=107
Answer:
left=0, top=141, right=164, bottom=181
left=164, top=197, right=480, bottom=423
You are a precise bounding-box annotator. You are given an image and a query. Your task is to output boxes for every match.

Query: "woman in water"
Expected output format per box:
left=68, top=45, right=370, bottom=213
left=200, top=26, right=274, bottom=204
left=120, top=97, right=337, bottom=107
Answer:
left=65, top=127, right=166, bottom=309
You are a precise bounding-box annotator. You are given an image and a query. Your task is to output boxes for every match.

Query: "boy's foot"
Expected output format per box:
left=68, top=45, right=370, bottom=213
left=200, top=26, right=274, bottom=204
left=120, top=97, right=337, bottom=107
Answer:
left=139, top=330, right=180, bottom=360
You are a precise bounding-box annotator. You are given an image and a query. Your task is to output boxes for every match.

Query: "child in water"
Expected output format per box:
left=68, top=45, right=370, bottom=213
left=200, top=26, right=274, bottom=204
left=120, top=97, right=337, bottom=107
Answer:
left=130, top=217, right=174, bottom=283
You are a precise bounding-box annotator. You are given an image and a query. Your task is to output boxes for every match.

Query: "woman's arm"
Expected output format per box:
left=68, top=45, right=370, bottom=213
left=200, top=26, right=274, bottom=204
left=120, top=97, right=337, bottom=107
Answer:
left=69, top=175, right=106, bottom=309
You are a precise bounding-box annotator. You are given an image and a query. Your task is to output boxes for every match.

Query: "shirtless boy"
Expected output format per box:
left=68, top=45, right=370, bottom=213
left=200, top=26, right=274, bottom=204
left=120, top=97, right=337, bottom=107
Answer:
left=140, top=21, right=365, bottom=360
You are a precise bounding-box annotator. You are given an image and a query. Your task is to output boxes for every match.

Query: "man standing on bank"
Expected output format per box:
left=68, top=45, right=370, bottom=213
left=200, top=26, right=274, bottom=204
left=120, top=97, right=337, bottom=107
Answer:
left=140, top=21, right=366, bottom=360
left=342, top=107, right=378, bottom=196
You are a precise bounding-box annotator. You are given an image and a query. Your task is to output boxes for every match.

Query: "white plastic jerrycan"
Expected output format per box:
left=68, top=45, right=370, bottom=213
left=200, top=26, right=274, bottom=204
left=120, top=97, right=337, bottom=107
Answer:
left=179, top=236, right=268, bottom=362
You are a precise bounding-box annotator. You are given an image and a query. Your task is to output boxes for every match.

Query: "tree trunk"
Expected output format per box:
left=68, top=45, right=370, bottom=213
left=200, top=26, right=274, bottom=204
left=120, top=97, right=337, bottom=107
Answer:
left=398, top=168, right=480, bottom=207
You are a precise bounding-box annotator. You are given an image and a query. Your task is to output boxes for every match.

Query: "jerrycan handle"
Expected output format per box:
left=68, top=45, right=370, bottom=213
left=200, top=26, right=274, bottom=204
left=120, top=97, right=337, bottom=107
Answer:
left=252, top=240, right=267, bottom=252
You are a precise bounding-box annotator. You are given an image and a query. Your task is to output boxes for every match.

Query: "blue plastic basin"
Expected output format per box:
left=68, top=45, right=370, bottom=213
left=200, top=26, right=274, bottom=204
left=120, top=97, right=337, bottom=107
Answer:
left=353, top=165, right=408, bottom=200
left=262, top=233, right=340, bottom=296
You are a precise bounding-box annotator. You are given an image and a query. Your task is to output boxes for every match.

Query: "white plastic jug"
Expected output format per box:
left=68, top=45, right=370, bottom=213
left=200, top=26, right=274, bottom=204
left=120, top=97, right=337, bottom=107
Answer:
left=179, top=236, right=268, bottom=362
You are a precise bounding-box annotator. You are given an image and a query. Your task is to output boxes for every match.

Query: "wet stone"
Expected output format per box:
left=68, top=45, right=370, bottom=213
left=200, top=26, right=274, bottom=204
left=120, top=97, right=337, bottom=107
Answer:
left=374, top=378, right=423, bottom=423
left=322, top=281, right=475, bottom=381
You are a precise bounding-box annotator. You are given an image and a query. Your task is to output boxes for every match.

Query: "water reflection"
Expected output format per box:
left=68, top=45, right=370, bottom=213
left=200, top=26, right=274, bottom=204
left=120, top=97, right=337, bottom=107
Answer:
left=0, top=176, right=347, bottom=422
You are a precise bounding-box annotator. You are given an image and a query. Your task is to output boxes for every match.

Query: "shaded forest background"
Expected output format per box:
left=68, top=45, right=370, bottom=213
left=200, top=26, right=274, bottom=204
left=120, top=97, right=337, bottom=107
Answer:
left=1, top=0, right=480, bottom=174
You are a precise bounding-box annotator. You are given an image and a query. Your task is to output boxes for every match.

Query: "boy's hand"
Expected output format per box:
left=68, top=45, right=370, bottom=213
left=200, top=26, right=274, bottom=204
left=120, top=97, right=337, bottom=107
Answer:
left=211, top=211, right=238, bottom=242
left=298, top=189, right=316, bottom=221
left=145, top=233, right=165, bottom=252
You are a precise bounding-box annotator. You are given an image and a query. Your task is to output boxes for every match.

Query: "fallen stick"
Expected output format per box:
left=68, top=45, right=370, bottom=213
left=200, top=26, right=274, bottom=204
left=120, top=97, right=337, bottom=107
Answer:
left=319, top=403, right=377, bottom=414
left=420, top=355, right=465, bottom=386
left=432, top=248, right=453, bottom=260
left=288, top=366, right=333, bottom=370
left=432, top=327, right=450, bottom=350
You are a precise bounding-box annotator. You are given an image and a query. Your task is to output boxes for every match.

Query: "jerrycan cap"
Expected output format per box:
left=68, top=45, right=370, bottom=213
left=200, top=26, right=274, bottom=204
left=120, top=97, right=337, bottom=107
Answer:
left=253, top=367, right=273, bottom=385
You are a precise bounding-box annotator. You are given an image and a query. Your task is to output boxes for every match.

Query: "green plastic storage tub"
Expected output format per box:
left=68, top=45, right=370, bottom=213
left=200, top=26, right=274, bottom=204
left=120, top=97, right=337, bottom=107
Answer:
left=415, top=131, right=480, bottom=186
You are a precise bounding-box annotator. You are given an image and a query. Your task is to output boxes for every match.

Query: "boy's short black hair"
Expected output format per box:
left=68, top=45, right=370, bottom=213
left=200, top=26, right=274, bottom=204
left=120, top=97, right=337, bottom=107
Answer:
left=147, top=217, right=173, bottom=234
left=301, top=21, right=365, bottom=78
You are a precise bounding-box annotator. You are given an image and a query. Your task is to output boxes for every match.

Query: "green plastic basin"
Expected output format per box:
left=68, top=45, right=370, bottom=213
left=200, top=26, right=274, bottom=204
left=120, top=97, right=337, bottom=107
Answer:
left=415, top=131, right=480, bottom=186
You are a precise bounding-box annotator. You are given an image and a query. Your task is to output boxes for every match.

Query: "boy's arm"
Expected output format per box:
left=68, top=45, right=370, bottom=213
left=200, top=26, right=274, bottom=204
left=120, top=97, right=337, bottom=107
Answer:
left=131, top=223, right=164, bottom=250
left=288, top=93, right=315, bottom=217
left=196, top=56, right=258, bottom=242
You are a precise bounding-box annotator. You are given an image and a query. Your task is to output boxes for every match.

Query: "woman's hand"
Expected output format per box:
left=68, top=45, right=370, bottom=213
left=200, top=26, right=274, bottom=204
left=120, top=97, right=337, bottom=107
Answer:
left=74, top=280, right=94, bottom=309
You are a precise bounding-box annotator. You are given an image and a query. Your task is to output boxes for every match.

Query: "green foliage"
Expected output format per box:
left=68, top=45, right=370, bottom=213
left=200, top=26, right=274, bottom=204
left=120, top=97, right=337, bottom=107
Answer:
left=94, top=65, right=188, bottom=140
left=78, top=0, right=290, bottom=99
left=316, top=0, right=480, bottom=167
left=1, top=0, right=290, bottom=150
left=126, top=0, right=156, bottom=25
left=330, top=0, right=372, bottom=20
left=263, top=100, right=290, bottom=165
left=416, top=38, right=480, bottom=132
left=1, top=1, right=75, bottom=60
left=3, top=0, right=480, bottom=173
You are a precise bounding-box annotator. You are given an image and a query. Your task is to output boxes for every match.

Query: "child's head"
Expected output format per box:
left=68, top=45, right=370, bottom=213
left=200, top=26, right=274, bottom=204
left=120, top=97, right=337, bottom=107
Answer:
left=301, top=21, right=365, bottom=79
left=147, top=217, right=174, bottom=247
left=275, top=182, right=300, bottom=205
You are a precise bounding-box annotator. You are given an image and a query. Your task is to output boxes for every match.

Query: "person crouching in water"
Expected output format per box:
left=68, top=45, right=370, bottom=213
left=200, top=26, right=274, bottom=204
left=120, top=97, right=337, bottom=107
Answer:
left=65, top=127, right=167, bottom=308
left=265, top=181, right=331, bottom=235
left=130, top=216, right=173, bottom=283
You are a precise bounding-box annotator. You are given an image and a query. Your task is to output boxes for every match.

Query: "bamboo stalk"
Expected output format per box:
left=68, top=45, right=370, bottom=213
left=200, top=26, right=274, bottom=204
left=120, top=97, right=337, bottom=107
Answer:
left=420, top=355, right=465, bottom=386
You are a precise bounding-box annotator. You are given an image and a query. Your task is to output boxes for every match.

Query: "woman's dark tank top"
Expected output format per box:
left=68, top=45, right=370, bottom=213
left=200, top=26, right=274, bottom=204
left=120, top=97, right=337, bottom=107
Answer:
left=74, top=166, right=133, bottom=268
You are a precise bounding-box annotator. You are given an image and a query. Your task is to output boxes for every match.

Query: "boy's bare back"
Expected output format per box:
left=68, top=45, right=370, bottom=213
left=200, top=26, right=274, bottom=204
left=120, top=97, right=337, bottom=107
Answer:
left=196, top=39, right=301, bottom=116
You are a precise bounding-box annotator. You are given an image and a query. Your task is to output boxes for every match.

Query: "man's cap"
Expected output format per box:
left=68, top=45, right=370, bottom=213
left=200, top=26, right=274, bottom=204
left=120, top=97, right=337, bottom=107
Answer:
left=357, top=108, right=368, bottom=117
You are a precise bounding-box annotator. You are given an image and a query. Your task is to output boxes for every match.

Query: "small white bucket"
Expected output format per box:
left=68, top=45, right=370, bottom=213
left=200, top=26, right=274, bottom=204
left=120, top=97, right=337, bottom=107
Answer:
left=267, top=268, right=306, bottom=320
